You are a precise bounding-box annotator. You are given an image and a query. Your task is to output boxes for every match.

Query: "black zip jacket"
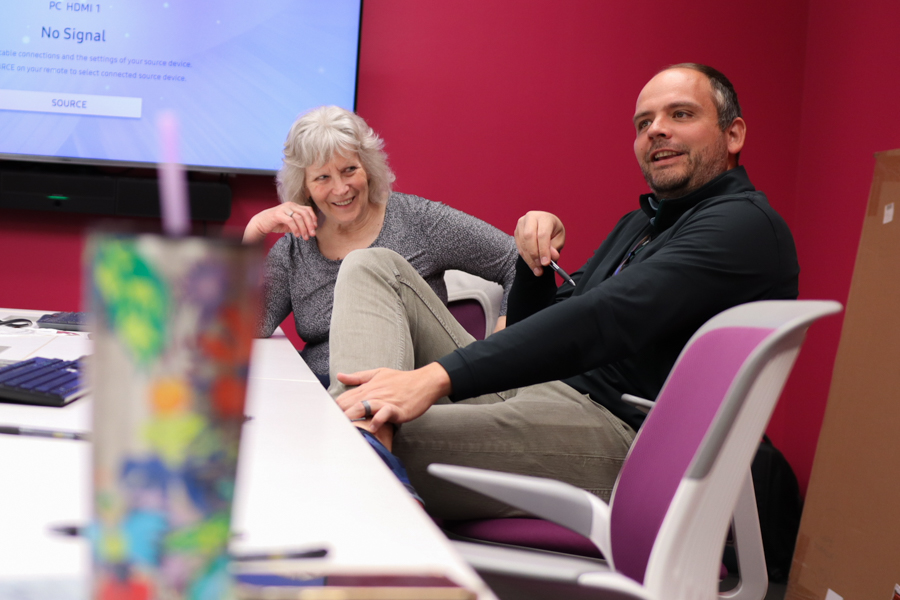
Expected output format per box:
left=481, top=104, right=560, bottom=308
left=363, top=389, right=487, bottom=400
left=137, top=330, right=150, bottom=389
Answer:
left=436, top=167, right=800, bottom=431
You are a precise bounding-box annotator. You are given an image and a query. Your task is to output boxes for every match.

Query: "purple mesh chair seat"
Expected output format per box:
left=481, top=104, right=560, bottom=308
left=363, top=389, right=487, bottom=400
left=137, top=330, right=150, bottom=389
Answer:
left=442, top=517, right=604, bottom=559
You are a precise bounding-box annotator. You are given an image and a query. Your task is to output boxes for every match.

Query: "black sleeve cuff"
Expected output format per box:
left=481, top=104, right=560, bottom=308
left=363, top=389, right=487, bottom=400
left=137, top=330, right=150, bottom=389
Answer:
left=507, top=257, right=558, bottom=325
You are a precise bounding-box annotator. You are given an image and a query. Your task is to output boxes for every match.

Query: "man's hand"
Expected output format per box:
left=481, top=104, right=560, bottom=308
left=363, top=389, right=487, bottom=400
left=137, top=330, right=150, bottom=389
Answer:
left=335, top=363, right=452, bottom=431
left=242, top=203, right=318, bottom=244
left=514, top=211, right=566, bottom=276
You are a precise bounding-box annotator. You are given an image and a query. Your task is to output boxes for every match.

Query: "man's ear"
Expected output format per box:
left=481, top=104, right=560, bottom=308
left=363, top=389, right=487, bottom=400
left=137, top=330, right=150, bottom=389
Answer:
left=726, top=117, right=747, bottom=166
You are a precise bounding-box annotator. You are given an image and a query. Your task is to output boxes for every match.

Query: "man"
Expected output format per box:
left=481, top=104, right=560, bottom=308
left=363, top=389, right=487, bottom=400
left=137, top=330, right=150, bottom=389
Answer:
left=327, top=63, right=799, bottom=519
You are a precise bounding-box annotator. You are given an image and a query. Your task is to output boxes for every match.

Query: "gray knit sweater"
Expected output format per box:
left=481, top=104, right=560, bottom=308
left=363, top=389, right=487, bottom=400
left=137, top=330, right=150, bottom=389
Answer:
left=259, top=192, right=518, bottom=375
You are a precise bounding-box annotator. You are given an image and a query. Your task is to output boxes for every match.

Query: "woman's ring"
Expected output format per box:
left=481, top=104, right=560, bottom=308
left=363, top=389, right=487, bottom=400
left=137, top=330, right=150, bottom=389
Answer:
left=287, top=210, right=294, bottom=218
left=361, top=400, right=373, bottom=419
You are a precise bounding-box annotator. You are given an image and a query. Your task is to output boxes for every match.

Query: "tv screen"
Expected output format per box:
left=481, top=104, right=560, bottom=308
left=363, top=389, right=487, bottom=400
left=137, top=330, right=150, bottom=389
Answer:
left=0, top=1, right=362, bottom=174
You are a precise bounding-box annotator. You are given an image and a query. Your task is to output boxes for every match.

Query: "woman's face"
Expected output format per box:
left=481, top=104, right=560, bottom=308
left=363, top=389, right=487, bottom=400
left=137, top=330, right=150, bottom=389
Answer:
left=305, top=152, right=371, bottom=227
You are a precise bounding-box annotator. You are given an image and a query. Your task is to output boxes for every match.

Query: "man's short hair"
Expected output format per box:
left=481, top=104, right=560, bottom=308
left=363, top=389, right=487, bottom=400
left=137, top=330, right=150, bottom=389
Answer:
left=664, top=63, right=742, bottom=131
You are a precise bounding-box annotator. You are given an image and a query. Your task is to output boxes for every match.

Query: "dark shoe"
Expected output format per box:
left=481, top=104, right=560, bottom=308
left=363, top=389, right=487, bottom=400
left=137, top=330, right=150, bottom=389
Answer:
left=358, top=428, right=424, bottom=506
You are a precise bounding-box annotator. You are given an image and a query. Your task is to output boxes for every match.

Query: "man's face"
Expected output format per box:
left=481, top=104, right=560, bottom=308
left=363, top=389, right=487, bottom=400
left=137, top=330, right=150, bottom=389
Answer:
left=633, top=68, right=743, bottom=199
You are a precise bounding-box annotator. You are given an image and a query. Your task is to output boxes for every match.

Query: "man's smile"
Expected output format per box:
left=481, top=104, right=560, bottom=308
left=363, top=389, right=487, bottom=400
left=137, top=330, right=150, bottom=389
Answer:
left=651, top=149, right=685, bottom=163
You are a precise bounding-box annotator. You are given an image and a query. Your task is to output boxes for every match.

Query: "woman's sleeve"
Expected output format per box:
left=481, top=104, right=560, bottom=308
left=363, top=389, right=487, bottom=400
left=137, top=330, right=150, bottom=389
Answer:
left=420, top=200, right=518, bottom=314
left=257, top=236, right=294, bottom=338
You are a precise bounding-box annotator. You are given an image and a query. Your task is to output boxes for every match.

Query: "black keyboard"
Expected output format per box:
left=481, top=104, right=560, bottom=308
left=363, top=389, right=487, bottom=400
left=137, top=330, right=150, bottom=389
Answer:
left=0, top=356, right=89, bottom=406
left=36, top=312, right=90, bottom=332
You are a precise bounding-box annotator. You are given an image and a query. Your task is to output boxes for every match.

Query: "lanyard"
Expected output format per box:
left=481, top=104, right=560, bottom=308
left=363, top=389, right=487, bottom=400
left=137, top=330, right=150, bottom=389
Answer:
left=613, top=231, right=653, bottom=276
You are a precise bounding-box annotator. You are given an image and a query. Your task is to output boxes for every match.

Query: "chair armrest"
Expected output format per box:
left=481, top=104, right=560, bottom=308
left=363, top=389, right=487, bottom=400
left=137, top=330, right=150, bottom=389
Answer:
left=621, top=394, right=655, bottom=409
left=451, top=540, right=609, bottom=583
left=453, top=541, right=651, bottom=599
left=428, top=463, right=612, bottom=559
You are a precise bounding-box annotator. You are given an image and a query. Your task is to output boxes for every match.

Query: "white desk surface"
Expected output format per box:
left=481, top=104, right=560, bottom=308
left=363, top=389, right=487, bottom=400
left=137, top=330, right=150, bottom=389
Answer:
left=0, top=312, right=495, bottom=599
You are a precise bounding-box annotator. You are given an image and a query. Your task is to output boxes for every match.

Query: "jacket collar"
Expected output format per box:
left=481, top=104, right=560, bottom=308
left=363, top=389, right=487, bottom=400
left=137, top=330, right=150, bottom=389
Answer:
left=639, top=166, right=755, bottom=233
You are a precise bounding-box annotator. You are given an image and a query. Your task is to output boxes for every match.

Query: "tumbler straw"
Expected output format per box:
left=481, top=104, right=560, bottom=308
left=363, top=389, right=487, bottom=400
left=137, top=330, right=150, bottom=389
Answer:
left=157, top=111, right=190, bottom=236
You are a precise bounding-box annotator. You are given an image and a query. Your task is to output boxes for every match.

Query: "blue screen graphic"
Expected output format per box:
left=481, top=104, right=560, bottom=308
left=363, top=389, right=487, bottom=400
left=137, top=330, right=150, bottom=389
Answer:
left=0, top=1, right=361, bottom=172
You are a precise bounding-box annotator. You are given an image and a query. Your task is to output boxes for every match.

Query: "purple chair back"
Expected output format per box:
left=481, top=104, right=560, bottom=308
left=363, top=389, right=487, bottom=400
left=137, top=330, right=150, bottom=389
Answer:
left=608, top=326, right=774, bottom=584
left=448, top=298, right=488, bottom=340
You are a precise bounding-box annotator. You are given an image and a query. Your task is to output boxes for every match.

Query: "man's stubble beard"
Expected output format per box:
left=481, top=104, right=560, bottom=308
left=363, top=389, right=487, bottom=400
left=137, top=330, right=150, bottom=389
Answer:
left=641, top=136, right=729, bottom=200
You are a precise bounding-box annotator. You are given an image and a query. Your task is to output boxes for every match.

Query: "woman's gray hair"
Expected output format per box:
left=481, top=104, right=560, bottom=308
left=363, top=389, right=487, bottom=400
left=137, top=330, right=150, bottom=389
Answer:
left=276, top=106, right=395, bottom=206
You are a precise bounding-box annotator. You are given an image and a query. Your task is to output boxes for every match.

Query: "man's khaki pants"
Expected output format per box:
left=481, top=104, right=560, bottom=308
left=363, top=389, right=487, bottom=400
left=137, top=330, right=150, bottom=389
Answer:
left=328, top=248, right=635, bottom=520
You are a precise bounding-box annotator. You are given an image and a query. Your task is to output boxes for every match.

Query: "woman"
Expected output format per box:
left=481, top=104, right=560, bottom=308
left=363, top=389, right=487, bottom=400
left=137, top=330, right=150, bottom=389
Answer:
left=244, top=106, right=517, bottom=383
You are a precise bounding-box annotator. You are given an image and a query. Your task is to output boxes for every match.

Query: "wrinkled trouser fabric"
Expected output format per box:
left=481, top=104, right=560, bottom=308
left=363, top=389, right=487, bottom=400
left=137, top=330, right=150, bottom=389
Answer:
left=328, top=248, right=635, bottom=520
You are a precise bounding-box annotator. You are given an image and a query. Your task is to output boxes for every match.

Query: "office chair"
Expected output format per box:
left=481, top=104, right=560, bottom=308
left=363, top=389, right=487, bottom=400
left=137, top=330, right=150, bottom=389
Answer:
left=429, top=300, right=842, bottom=600
left=444, top=270, right=504, bottom=340
left=437, top=397, right=762, bottom=585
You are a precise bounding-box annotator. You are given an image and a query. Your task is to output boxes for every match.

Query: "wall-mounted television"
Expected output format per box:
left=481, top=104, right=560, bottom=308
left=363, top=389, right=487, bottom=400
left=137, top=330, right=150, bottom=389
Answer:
left=0, top=1, right=362, bottom=175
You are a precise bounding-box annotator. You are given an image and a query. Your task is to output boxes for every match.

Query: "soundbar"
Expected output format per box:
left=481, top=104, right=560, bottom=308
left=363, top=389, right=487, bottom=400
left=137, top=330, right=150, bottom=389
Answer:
left=0, top=167, right=232, bottom=222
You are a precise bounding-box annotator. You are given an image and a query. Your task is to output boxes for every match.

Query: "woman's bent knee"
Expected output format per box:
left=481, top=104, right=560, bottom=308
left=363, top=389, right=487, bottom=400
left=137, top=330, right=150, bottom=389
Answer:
left=342, top=247, right=406, bottom=272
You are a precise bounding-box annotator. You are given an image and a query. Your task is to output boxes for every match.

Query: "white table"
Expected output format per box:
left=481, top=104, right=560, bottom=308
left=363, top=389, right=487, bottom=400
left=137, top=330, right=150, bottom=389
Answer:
left=0, top=313, right=495, bottom=599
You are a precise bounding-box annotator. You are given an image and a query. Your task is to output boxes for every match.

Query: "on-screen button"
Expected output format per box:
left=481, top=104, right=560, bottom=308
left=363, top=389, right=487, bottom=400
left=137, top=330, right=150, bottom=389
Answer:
left=0, top=89, right=142, bottom=118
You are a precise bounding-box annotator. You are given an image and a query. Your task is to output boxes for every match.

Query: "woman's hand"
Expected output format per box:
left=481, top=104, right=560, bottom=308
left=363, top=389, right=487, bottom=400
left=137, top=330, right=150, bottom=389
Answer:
left=514, top=211, right=566, bottom=276
left=335, top=363, right=452, bottom=432
left=242, top=203, right=318, bottom=244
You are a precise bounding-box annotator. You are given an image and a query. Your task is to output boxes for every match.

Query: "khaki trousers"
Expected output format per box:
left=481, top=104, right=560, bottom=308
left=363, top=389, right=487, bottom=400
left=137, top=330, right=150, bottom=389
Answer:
left=328, top=248, right=635, bottom=520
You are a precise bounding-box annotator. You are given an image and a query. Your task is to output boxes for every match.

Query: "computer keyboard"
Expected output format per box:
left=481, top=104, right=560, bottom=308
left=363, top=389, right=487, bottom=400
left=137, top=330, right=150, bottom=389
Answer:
left=0, top=356, right=89, bottom=407
left=36, top=311, right=90, bottom=332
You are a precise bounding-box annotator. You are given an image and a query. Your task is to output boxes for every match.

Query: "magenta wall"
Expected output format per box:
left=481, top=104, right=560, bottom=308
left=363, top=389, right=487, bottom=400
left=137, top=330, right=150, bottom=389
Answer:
left=772, top=0, right=900, bottom=490
left=353, top=0, right=808, bottom=268
left=2, top=0, right=893, bottom=493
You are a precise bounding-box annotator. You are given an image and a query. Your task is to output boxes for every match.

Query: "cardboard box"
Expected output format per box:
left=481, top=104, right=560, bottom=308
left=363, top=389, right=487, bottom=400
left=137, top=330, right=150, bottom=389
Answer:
left=786, top=150, right=900, bottom=600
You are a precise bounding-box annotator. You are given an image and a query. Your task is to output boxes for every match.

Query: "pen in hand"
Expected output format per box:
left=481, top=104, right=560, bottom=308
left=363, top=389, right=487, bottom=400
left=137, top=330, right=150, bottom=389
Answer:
left=549, top=260, right=576, bottom=287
